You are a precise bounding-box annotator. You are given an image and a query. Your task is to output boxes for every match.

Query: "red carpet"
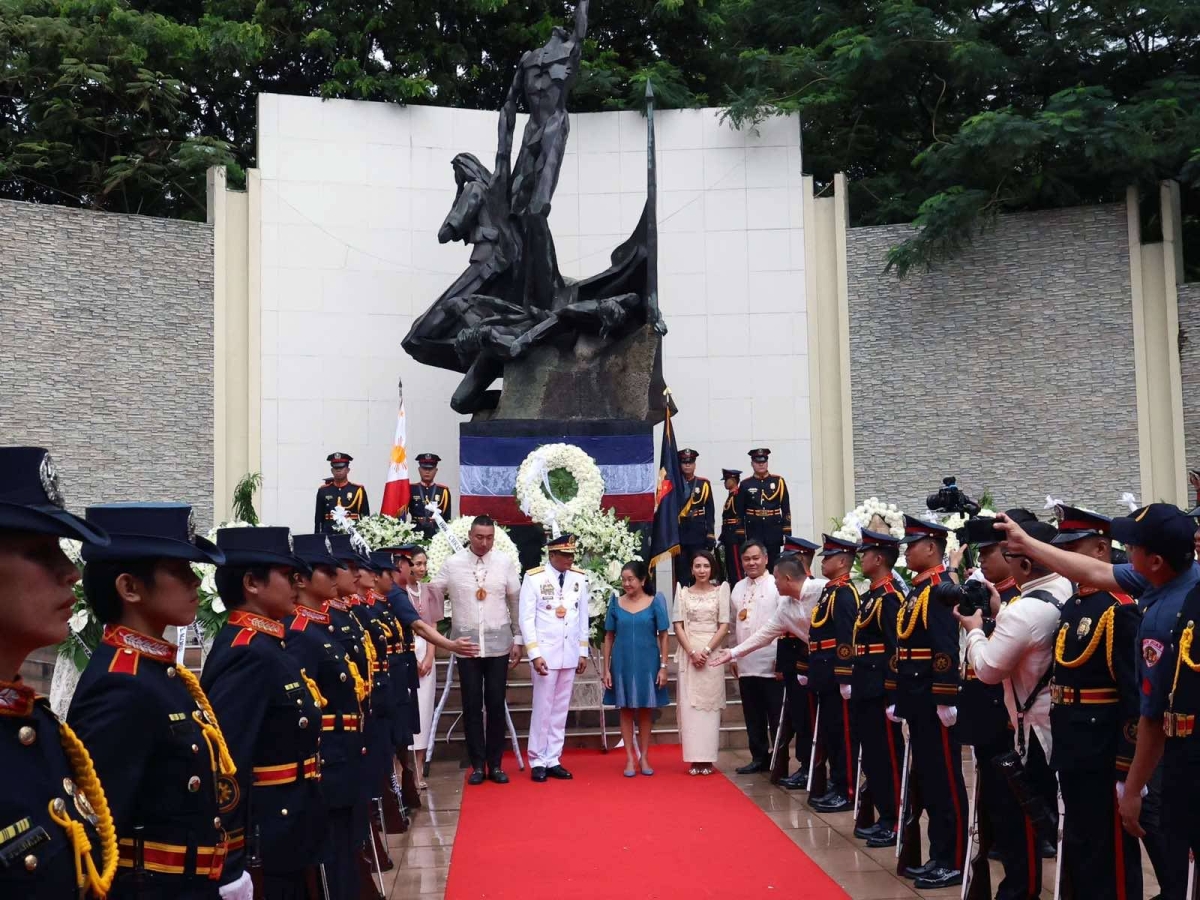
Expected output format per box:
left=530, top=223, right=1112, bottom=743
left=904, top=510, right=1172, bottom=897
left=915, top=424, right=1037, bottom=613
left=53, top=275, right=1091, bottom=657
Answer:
left=445, top=745, right=850, bottom=899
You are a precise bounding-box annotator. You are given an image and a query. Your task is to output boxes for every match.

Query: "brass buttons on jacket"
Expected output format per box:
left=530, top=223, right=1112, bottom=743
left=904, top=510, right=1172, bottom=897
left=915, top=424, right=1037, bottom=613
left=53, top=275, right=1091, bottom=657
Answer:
left=340, top=673, right=347, bottom=682
left=188, top=776, right=201, bottom=792
left=24, top=854, right=37, bottom=872
left=299, top=717, right=309, bottom=729
left=18, top=726, right=35, bottom=746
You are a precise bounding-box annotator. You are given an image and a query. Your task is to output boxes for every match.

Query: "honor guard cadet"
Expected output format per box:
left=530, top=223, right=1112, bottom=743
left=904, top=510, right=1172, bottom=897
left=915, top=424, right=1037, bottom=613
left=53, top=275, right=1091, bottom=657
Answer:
left=200, top=527, right=328, bottom=899
left=287, top=535, right=367, bottom=900
left=807, top=535, right=861, bottom=813
left=0, top=447, right=117, bottom=900
left=1048, top=505, right=1143, bottom=899
left=409, top=454, right=451, bottom=540
left=675, top=449, right=715, bottom=587
left=68, top=503, right=241, bottom=900
left=850, top=530, right=905, bottom=848
left=894, top=515, right=967, bottom=890
left=777, top=536, right=820, bottom=790
left=736, top=449, right=791, bottom=569
left=519, top=534, right=591, bottom=782
left=315, top=453, right=370, bottom=534
left=719, top=469, right=743, bottom=585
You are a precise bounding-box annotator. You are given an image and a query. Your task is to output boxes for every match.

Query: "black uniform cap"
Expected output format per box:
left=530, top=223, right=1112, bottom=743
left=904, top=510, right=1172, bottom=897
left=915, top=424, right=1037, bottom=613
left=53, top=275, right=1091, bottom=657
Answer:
left=0, top=447, right=110, bottom=545
left=1050, top=504, right=1112, bottom=546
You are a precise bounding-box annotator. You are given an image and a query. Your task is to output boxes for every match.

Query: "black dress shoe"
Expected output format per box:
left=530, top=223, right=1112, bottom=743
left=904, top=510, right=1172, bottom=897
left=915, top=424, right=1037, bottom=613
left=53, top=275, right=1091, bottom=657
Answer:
left=865, top=828, right=897, bottom=848
left=808, top=789, right=837, bottom=806
left=780, top=770, right=808, bottom=790
left=853, top=822, right=883, bottom=840
left=546, top=765, right=573, bottom=780
left=914, top=867, right=963, bottom=889
left=1039, top=838, right=1057, bottom=859
left=811, top=794, right=852, bottom=813
left=467, top=769, right=485, bottom=786
left=531, top=766, right=547, bottom=783
left=735, top=760, right=767, bottom=775
left=488, top=768, right=510, bottom=784
left=902, top=860, right=937, bottom=879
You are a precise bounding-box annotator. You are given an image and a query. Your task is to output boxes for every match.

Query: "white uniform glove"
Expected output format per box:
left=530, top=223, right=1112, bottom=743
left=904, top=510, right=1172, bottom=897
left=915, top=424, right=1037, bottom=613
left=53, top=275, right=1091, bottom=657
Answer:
left=218, top=871, right=253, bottom=900
left=797, top=674, right=808, bottom=686
left=936, top=705, right=958, bottom=728
left=886, top=704, right=902, bottom=723
left=839, top=683, right=852, bottom=700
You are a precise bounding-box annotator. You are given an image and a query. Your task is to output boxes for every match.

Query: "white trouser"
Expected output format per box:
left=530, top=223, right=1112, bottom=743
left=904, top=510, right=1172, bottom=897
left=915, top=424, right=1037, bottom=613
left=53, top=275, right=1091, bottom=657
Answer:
left=527, top=664, right=577, bottom=768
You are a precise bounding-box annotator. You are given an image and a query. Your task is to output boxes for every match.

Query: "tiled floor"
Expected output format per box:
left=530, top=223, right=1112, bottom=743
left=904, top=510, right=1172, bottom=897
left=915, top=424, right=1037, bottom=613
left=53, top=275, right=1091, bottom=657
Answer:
left=380, top=748, right=1162, bottom=899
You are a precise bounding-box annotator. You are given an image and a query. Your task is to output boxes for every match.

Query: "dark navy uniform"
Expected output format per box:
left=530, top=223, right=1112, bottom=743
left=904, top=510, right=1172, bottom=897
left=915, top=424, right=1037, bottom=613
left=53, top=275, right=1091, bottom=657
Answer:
left=69, top=626, right=230, bottom=899
left=808, top=566, right=859, bottom=803
left=315, top=478, right=370, bottom=534
left=675, top=449, right=715, bottom=587
left=201, top=610, right=328, bottom=895
left=283, top=602, right=365, bottom=900
left=408, top=483, right=451, bottom=540
left=735, top=451, right=791, bottom=569
left=1050, top=586, right=1142, bottom=899
left=1, top=680, right=111, bottom=899
left=851, top=572, right=904, bottom=832
left=719, top=469, right=742, bottom=585
left=895, top=549, right=968, bottom=874
left=1162, top=584, right=1200, bottom=857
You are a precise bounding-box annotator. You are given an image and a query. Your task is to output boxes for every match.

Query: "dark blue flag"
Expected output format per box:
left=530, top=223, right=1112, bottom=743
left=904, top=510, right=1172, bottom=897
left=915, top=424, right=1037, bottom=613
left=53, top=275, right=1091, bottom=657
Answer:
left=649, top=403, right=686, bottom=567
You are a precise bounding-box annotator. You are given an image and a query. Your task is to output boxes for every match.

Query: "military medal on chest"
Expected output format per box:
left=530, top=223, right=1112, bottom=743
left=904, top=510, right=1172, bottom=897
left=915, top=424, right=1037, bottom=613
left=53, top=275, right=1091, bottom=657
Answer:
left=474, top=562, right=488, bottom=601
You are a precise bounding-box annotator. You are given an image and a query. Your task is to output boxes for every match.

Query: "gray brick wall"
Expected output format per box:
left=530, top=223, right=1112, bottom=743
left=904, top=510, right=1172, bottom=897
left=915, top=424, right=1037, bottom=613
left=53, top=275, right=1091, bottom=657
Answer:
left=0, top=200, right=215, bottom=525
left=1181, top=281, right=1200, bottom=476
left=846, top=203, right=1141, bottom=516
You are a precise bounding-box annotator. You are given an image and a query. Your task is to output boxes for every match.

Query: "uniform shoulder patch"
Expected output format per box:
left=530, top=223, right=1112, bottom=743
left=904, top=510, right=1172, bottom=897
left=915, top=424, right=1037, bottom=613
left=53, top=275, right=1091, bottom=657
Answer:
left=231, top=628, right=257, bottom=647
left=1113, top=592, right=1135, bottom=606
left=289, top=616, right=310, bottom=632
left=526, top=566, right=545, bottom=576
left=570, top=567, right=587, bottom=575
left=107, top=649, right=140, bottom=676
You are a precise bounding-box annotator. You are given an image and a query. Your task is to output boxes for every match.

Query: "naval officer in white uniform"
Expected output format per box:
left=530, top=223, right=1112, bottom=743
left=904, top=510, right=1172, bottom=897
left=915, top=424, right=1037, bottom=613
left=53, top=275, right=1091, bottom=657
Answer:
left=520, top=533, right=591, bottom=782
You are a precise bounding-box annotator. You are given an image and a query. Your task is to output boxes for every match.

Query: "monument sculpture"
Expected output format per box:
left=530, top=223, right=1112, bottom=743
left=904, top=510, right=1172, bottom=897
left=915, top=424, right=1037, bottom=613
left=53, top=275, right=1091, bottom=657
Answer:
left=401, top=0, right=668, bottom=420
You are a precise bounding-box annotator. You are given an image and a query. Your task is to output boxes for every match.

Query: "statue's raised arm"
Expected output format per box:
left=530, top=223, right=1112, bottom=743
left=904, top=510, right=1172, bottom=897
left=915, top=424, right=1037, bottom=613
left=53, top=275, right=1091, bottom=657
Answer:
left=573, top=0, right=590, bottom=44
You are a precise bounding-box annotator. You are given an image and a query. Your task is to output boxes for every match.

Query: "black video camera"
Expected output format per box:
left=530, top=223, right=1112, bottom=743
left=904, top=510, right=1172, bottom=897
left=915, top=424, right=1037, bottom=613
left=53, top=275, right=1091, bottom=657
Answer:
left=954, top=579, right=992, bottom=618
left=926, top=476, right=981, bottom=517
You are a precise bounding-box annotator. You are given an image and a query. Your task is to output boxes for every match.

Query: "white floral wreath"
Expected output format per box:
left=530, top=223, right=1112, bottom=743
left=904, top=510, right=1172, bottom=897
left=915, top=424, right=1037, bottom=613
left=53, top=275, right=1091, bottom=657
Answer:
left=833, top=497, right=906, bottom=544
left=515, top=443, right=605, bottom=533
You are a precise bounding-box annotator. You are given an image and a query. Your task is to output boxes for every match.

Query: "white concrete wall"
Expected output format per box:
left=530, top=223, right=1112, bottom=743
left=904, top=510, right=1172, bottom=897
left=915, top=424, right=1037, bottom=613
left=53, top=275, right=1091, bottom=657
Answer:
left=256, top=93, right=812, bottom=538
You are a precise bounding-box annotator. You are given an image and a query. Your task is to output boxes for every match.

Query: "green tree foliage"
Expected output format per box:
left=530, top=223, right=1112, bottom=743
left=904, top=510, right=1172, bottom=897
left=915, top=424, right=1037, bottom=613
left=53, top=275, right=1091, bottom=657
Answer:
left=1, top=0, right=1198, bottom=272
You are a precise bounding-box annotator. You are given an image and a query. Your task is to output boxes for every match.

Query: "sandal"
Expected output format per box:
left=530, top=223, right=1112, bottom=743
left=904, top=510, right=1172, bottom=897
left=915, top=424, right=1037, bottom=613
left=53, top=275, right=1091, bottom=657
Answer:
left=700, top=766, right=714, bottom=776
left=688, top=765, right=700, bottom=776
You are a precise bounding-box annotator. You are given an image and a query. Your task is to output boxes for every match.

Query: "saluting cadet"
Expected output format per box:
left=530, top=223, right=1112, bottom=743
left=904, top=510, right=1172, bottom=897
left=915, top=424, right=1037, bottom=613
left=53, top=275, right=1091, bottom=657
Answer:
left=409, top=453, right=451, bottom=540
left=806, top=535, right=860, bottom=813
left=201, top=527, right=327, bottom=899
left=952, top=515, right=1030, bottom=899
left=675, top=449, right=715, bottom=587
left=735, top=449, right=791, bottom=569
left=719, top=468, right=743, bottom=585
left=0, top=447, right=116, bottom=900
left=894, top=515, right=967, bottom=890
left=1045, top=506, right=1142, bottom=900
left=69, top=503, right=241, bottom=900
left=286, top=535, right=366, bottom=900
left=315, top=453, right=370, bottom=534
left=850, top=529, right=905, bottom=848
left=777, top=536, right=819, bottom=790
left=519, top=534, right=591, bottom=782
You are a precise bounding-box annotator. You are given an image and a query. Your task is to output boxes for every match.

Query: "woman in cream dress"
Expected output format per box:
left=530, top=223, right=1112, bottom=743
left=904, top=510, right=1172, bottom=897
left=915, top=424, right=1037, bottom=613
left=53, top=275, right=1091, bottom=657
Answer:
left=398, top=546, right=442, bottom=788
left=671, top=550, right=731, bottom=775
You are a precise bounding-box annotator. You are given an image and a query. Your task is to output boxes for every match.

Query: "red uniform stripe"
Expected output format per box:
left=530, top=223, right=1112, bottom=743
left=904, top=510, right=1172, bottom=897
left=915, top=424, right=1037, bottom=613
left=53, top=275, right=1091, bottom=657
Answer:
left=1113, top=785, right=1127, bottom=900
left=842, top=698, right=854, bottom=799
left=884, top=715, right=901, bottom=819
left=940, top=723, right=965, bottom=867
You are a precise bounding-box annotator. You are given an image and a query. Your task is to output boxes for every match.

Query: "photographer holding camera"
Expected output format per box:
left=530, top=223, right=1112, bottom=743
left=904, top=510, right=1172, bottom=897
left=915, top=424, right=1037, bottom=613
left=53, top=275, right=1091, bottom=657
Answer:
left=954, top=519, right=1072, bottom=896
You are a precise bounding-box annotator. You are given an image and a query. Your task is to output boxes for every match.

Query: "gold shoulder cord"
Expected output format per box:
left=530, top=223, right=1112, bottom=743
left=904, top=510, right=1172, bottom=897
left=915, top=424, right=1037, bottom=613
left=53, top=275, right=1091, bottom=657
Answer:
left=896, top=586, right=930, bottom=640
left=1054, top=605, right=1116, bottom=678
left=811, top=591, right=832, bottom=628
left=52, top=721, right=118, bottom=897
left=1170, top=622, right=1200, bottom=701
left=300, top=668, right=329, bottom=709
left=346, top=656, right=368, bottom=703
left=176, top=666, right=237, bottom=777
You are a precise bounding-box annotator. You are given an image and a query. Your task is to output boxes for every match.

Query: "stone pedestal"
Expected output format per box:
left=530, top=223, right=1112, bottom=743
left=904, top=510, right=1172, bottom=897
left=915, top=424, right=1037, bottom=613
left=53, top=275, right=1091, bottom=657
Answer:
left=479, top=325, right=668, bottom=424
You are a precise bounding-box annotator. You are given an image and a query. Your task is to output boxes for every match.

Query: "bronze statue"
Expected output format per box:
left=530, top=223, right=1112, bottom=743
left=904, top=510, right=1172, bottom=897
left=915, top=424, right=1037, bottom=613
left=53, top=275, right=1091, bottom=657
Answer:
left=401, top=0, right=667, bottom=416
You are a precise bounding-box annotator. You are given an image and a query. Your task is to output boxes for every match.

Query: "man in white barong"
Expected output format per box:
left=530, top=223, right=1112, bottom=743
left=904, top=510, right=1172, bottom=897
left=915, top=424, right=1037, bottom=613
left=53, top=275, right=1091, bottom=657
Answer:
left=519, top=533, right=591, bottom=782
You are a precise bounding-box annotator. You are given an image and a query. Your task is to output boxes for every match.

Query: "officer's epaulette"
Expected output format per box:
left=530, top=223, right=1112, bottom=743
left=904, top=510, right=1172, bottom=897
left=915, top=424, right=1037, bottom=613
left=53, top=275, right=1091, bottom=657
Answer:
left=321, top=477, right=334, bottom=486
left=526, top=566, right=545, bottom=576
left=231, top=628, right=257, bottom=647
left=570, top=567, right=587, bottom=575
left=107, top=649, right=141, bottom=676
left=1113, top=592, right=1136, bottom=606
left=289, top=616, right=311, bottom=632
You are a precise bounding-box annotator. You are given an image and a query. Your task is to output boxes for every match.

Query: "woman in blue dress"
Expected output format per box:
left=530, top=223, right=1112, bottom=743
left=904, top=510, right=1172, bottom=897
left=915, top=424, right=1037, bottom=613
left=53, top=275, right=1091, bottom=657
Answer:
left=601, top=560, right=670, bottom=777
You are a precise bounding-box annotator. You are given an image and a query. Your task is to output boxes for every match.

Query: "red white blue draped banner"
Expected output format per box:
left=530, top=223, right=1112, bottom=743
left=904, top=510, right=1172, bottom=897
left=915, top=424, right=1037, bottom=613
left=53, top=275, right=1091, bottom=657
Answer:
left=458, top=425, right=656, bottom=524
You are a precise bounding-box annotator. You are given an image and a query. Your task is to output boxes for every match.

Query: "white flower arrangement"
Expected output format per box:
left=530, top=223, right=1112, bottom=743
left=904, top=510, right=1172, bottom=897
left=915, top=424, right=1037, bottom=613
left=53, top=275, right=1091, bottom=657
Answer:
left=426, top=517, right=522, bottom=618
left=565, top=507, right=644, bottom=619
left=336, top=513, right=422, bottom=551
left=515, top=443, right=605, bottom=533
left=194, top=520, right=256, bottom=631
left=833, top=497, right=906, bottom=543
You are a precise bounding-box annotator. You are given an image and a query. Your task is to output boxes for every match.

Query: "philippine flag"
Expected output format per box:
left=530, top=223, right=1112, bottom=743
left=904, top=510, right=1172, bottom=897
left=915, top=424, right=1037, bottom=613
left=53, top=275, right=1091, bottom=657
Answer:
left=380, top=379, right=412, bottom=518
